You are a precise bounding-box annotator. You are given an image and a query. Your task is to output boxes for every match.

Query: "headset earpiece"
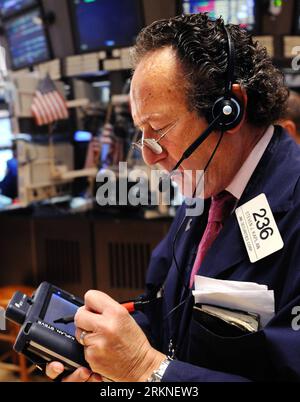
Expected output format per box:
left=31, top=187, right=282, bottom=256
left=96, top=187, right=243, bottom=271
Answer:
left=211, top=94, right=244, bottom=131
left=207, top=25, right=245, bottom=132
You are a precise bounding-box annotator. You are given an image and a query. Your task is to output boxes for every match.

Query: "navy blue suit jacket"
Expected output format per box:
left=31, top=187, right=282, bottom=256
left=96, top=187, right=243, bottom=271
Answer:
left=136, top=126, right=300, bottom=381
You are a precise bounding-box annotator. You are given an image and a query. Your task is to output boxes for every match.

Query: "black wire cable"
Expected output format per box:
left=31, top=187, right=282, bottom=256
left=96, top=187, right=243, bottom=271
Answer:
left=167, top=129, right=225, bottom=301
left=162, top=129, right=225, bottom=360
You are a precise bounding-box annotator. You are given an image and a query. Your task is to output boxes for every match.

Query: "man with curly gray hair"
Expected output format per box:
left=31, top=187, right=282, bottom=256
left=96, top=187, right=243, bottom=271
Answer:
left=47, top=14, right=300, bottom=382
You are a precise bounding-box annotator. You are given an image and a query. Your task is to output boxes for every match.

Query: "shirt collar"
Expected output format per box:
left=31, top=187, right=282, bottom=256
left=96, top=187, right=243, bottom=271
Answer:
left=226, top=125, right=274, bottom=200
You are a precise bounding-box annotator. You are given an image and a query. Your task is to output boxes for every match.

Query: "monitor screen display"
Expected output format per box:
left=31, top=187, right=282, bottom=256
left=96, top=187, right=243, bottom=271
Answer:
left=0, top=113, right=13, bottom=148
left=293, top=0, right=300, bottom=35
left=182, top=0, right=256, bottom=31
left=74, top=130, right=92, bottom=142
left=0, top=0, right=37, bottom=18
left=70, top=0, right=144, bottom=52
left=4, top=8, right=51, bottom=69
left=0, top=149, right=13, bottom=182
left=43, top=293, right=79, bottom=337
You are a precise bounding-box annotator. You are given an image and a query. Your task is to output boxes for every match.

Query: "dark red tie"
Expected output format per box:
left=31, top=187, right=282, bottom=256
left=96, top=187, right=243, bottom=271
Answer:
left=189, top=191, right=237, bottom=288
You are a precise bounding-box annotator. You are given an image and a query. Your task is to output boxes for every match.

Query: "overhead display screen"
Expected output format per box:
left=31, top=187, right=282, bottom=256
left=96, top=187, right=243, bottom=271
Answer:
left=4, top=8, right=51, bottom=69
left=0, top=0, right=38, bottom=19
left=182, top=0, right=256, bottom=31
left=70, top=0, right=144, bottom=52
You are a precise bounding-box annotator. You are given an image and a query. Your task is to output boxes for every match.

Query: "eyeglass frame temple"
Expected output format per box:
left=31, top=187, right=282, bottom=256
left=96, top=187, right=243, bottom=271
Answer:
left=133, top=119, right=179, bottom=150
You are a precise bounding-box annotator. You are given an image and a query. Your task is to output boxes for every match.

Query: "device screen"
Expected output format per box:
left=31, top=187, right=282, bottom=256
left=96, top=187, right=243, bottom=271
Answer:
left=43, top=293, right=79, bottom=336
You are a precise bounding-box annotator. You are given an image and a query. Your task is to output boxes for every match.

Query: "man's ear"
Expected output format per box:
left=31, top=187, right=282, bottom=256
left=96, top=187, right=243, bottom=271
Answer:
left=227, top=84, right=248, bottom=133
left=279, top=119, right=298, bottom=141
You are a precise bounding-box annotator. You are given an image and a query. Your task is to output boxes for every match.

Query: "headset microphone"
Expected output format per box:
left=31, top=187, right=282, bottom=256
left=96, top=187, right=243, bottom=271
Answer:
left=158, top=111, right=223, bottom=192
left=170, top=112, right=223, bottom=173
left=159, top=112, right=224, bottom=192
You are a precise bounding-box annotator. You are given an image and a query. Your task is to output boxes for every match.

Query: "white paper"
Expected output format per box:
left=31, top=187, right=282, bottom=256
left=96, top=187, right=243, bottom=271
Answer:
left=194, top=275, right=268, bottom=292
left=193, top=276, right=275, bottom=327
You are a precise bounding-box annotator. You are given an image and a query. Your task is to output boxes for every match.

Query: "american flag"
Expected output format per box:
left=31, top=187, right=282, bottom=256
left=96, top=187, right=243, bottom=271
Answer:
left=31, top=74, right=69, bottom=126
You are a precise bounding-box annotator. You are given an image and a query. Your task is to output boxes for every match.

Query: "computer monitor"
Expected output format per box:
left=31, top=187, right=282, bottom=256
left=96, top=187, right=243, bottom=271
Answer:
left=4, top=8, right=51, bottom=69
left=69, top=0, right=144, bottom=53
left=181, top=0, right=258, bottom=32
left=0, top=0, right=37, bottom=19
left=293, top=1, right=300, bottom=35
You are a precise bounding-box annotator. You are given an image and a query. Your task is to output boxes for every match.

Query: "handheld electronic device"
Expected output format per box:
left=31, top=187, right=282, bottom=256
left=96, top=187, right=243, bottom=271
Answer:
left=5, top=282, right=88, bottom=372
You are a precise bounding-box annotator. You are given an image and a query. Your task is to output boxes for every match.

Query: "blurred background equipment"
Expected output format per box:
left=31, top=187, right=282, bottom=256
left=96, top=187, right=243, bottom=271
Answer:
left=181, top=0, right=258, bottom=32
left=0, top=110, right=15, bottom=204
left=0, top=0, right=38, bottom=19
left=2, top=6, right=51, bottom=70
left=17, top=135, right=74, bottom=205
left=69, top=0, right=144, bottom=53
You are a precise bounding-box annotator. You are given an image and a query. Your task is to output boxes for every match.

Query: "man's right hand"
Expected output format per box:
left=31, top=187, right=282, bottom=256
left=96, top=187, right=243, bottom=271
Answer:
left=46, top=362, right=102, bottom=382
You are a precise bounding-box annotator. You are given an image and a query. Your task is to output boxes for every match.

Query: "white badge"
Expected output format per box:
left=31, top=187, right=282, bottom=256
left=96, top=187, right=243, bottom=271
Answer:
left=235, top=193, right=284, bottom=263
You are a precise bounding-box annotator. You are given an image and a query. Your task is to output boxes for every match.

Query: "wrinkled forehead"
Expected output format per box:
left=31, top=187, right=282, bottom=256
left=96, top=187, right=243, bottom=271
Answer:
left=130, top=48, right=188, bottom=122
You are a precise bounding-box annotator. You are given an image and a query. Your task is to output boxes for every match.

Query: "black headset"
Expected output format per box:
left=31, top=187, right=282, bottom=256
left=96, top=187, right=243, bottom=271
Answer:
left=171, top=25, right=244, bottom=172
left=211, top=26, right=244, bottom=130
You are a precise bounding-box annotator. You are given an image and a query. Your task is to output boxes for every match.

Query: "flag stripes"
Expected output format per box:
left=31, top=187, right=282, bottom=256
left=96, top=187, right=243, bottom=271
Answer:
left=31, top=74, right=69, bottom=126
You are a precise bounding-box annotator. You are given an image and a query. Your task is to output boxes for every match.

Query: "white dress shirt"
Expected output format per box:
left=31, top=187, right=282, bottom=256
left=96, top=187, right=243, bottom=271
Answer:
left=226, top=125, right=274, bottom=200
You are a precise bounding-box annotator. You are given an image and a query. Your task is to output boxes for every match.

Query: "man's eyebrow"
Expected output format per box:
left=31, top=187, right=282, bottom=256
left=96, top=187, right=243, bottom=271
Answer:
left=134, top=113, right=165, bottom=128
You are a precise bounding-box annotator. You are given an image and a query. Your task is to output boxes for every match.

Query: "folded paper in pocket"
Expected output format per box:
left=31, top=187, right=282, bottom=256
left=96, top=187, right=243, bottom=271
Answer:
left=193, top=276, right=275, bottom=327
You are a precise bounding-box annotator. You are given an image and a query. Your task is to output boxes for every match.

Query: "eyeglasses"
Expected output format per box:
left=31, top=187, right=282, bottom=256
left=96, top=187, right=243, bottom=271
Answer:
left=132, top=119, right=179, bottom=155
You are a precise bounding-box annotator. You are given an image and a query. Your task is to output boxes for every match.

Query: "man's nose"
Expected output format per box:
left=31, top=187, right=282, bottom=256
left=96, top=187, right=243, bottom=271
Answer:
left=142, top=146, right=168, bottom=166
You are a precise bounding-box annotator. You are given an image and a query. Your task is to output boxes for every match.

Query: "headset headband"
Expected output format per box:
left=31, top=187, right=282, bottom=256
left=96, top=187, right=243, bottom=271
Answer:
left=223, top=25, right=235, bottom=99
